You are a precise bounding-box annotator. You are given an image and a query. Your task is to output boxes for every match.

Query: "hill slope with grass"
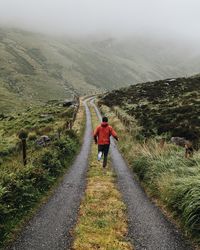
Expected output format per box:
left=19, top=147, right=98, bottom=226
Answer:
left=100, top=76, right=200, bottom=147
left=99, top=77, right=200, bottom=244
left=1, top=27, right=200, bottom=113
left=0, top=28, right=98, bottom=113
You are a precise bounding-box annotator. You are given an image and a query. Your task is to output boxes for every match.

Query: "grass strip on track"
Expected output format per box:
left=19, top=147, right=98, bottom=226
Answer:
left=72, top=102, right=133, bottom=250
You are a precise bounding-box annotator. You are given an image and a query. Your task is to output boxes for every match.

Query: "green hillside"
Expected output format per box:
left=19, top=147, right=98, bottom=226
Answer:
left=0, top=28, right=97, bottom=113
left=100, top=76, right=200, bottom=147
left=1, top=27, right=200, bottom=113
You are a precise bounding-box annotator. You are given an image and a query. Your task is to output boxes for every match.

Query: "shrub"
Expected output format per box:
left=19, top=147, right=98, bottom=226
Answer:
left=53, top=136, right=77, bottom=164
left=38, top=150, right=62, bottom=176
left=19, top=164, right=53, bottom=191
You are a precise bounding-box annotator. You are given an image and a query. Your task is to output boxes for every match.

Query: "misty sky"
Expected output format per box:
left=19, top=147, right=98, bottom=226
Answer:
left=0, top=0, right=200, bottom=42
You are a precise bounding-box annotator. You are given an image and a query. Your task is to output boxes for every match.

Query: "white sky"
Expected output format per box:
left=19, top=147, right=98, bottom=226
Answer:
left=0, top=0, right=199, bottom=42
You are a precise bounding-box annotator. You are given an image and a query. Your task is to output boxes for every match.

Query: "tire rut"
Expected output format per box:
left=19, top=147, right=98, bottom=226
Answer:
left=8, top=99, right=93, bottom=250
left=91, top=100, right=193, bottom=250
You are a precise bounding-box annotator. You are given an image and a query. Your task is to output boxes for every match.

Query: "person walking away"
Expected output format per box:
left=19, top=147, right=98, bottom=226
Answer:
left=93, top=116, right=118, bottom=168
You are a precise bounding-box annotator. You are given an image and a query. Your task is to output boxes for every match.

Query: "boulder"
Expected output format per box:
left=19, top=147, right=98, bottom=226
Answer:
left=36, top=135, right=51, bottom=147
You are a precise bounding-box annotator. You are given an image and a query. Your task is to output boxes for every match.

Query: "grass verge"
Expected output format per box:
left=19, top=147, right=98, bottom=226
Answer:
left=99, top=103, right=200, bottom=248
left=72, top=101, right=133, bottom=250
left=0, top=101, right=85, bottom=249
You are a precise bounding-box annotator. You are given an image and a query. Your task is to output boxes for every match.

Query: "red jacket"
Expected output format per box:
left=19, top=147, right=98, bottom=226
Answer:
left=93, top=122, right=118, bottom=145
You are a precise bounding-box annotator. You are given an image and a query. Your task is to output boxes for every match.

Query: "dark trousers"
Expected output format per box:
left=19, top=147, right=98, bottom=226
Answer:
left=98, top=144, right=110, bottom=168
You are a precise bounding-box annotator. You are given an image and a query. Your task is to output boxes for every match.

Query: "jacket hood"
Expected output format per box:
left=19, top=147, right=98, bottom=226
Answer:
left=101, top=122, right=108, bottom=127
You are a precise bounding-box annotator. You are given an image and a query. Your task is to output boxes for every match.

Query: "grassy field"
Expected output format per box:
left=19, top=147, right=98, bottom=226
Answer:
left=99, top=103, right=200, bottom=246
left=0, top=100, right=84, bottom=249
left=72, top=102, right=133, bottom=250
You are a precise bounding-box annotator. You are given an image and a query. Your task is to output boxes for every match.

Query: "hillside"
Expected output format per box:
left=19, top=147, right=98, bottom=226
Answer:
left=1, top=27, right=200, bottom=113
left=100, top=76, right=200, bottom=148
left=0, top=28, right=98, bottom=113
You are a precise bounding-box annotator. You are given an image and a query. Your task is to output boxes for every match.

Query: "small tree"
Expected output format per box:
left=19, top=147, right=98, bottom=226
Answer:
left=18, top=129, right=28, bottom=166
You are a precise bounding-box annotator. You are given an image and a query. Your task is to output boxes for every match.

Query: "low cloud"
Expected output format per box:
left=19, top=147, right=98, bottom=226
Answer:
left=0, top=0, right=200, bottom=44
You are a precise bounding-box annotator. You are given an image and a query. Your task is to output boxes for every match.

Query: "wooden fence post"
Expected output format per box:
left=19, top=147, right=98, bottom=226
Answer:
left=18, top=129, right=28, bottom=166
left=22, top=139, right=27, bottom=166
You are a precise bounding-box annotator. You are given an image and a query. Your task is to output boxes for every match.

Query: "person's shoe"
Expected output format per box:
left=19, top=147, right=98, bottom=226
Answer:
left=98, top=151, right=102, bottom=161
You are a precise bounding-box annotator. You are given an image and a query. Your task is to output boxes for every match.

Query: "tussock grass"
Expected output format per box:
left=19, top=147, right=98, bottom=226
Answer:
left=72, top=103, right=133, bottom=250
left=100, top=104, right=200, bottom=244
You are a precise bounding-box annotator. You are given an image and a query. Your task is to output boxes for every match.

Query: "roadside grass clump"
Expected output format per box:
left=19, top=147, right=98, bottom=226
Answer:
left=99, top=103, right=200, bottom=243
left=131, top=156, right=151, bottom=182
left=129, top=141, right=200, bottom=236
left=158, top=175, right=200, bottom=238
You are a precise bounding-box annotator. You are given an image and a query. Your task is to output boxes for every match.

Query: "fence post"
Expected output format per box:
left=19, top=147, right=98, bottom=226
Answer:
left=18, top=129, right=28, bottom=166
left=22, top=139, right=27, bottom=166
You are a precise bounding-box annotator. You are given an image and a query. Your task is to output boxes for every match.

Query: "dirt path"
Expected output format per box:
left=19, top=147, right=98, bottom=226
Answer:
left=72, top=100, right=133, bottom=250
left=8, top=99, right=92, bottom=250
left=91, top=100, right=193, bottom=250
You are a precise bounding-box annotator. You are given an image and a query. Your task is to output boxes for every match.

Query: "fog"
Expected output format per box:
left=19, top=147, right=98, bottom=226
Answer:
left=0, top=0, right=200, bottom=44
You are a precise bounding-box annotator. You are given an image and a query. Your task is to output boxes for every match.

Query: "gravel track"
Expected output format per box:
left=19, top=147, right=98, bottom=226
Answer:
left=8, top=99, right=92, bottom=250
left=91, top=100, right=193, bottom=250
